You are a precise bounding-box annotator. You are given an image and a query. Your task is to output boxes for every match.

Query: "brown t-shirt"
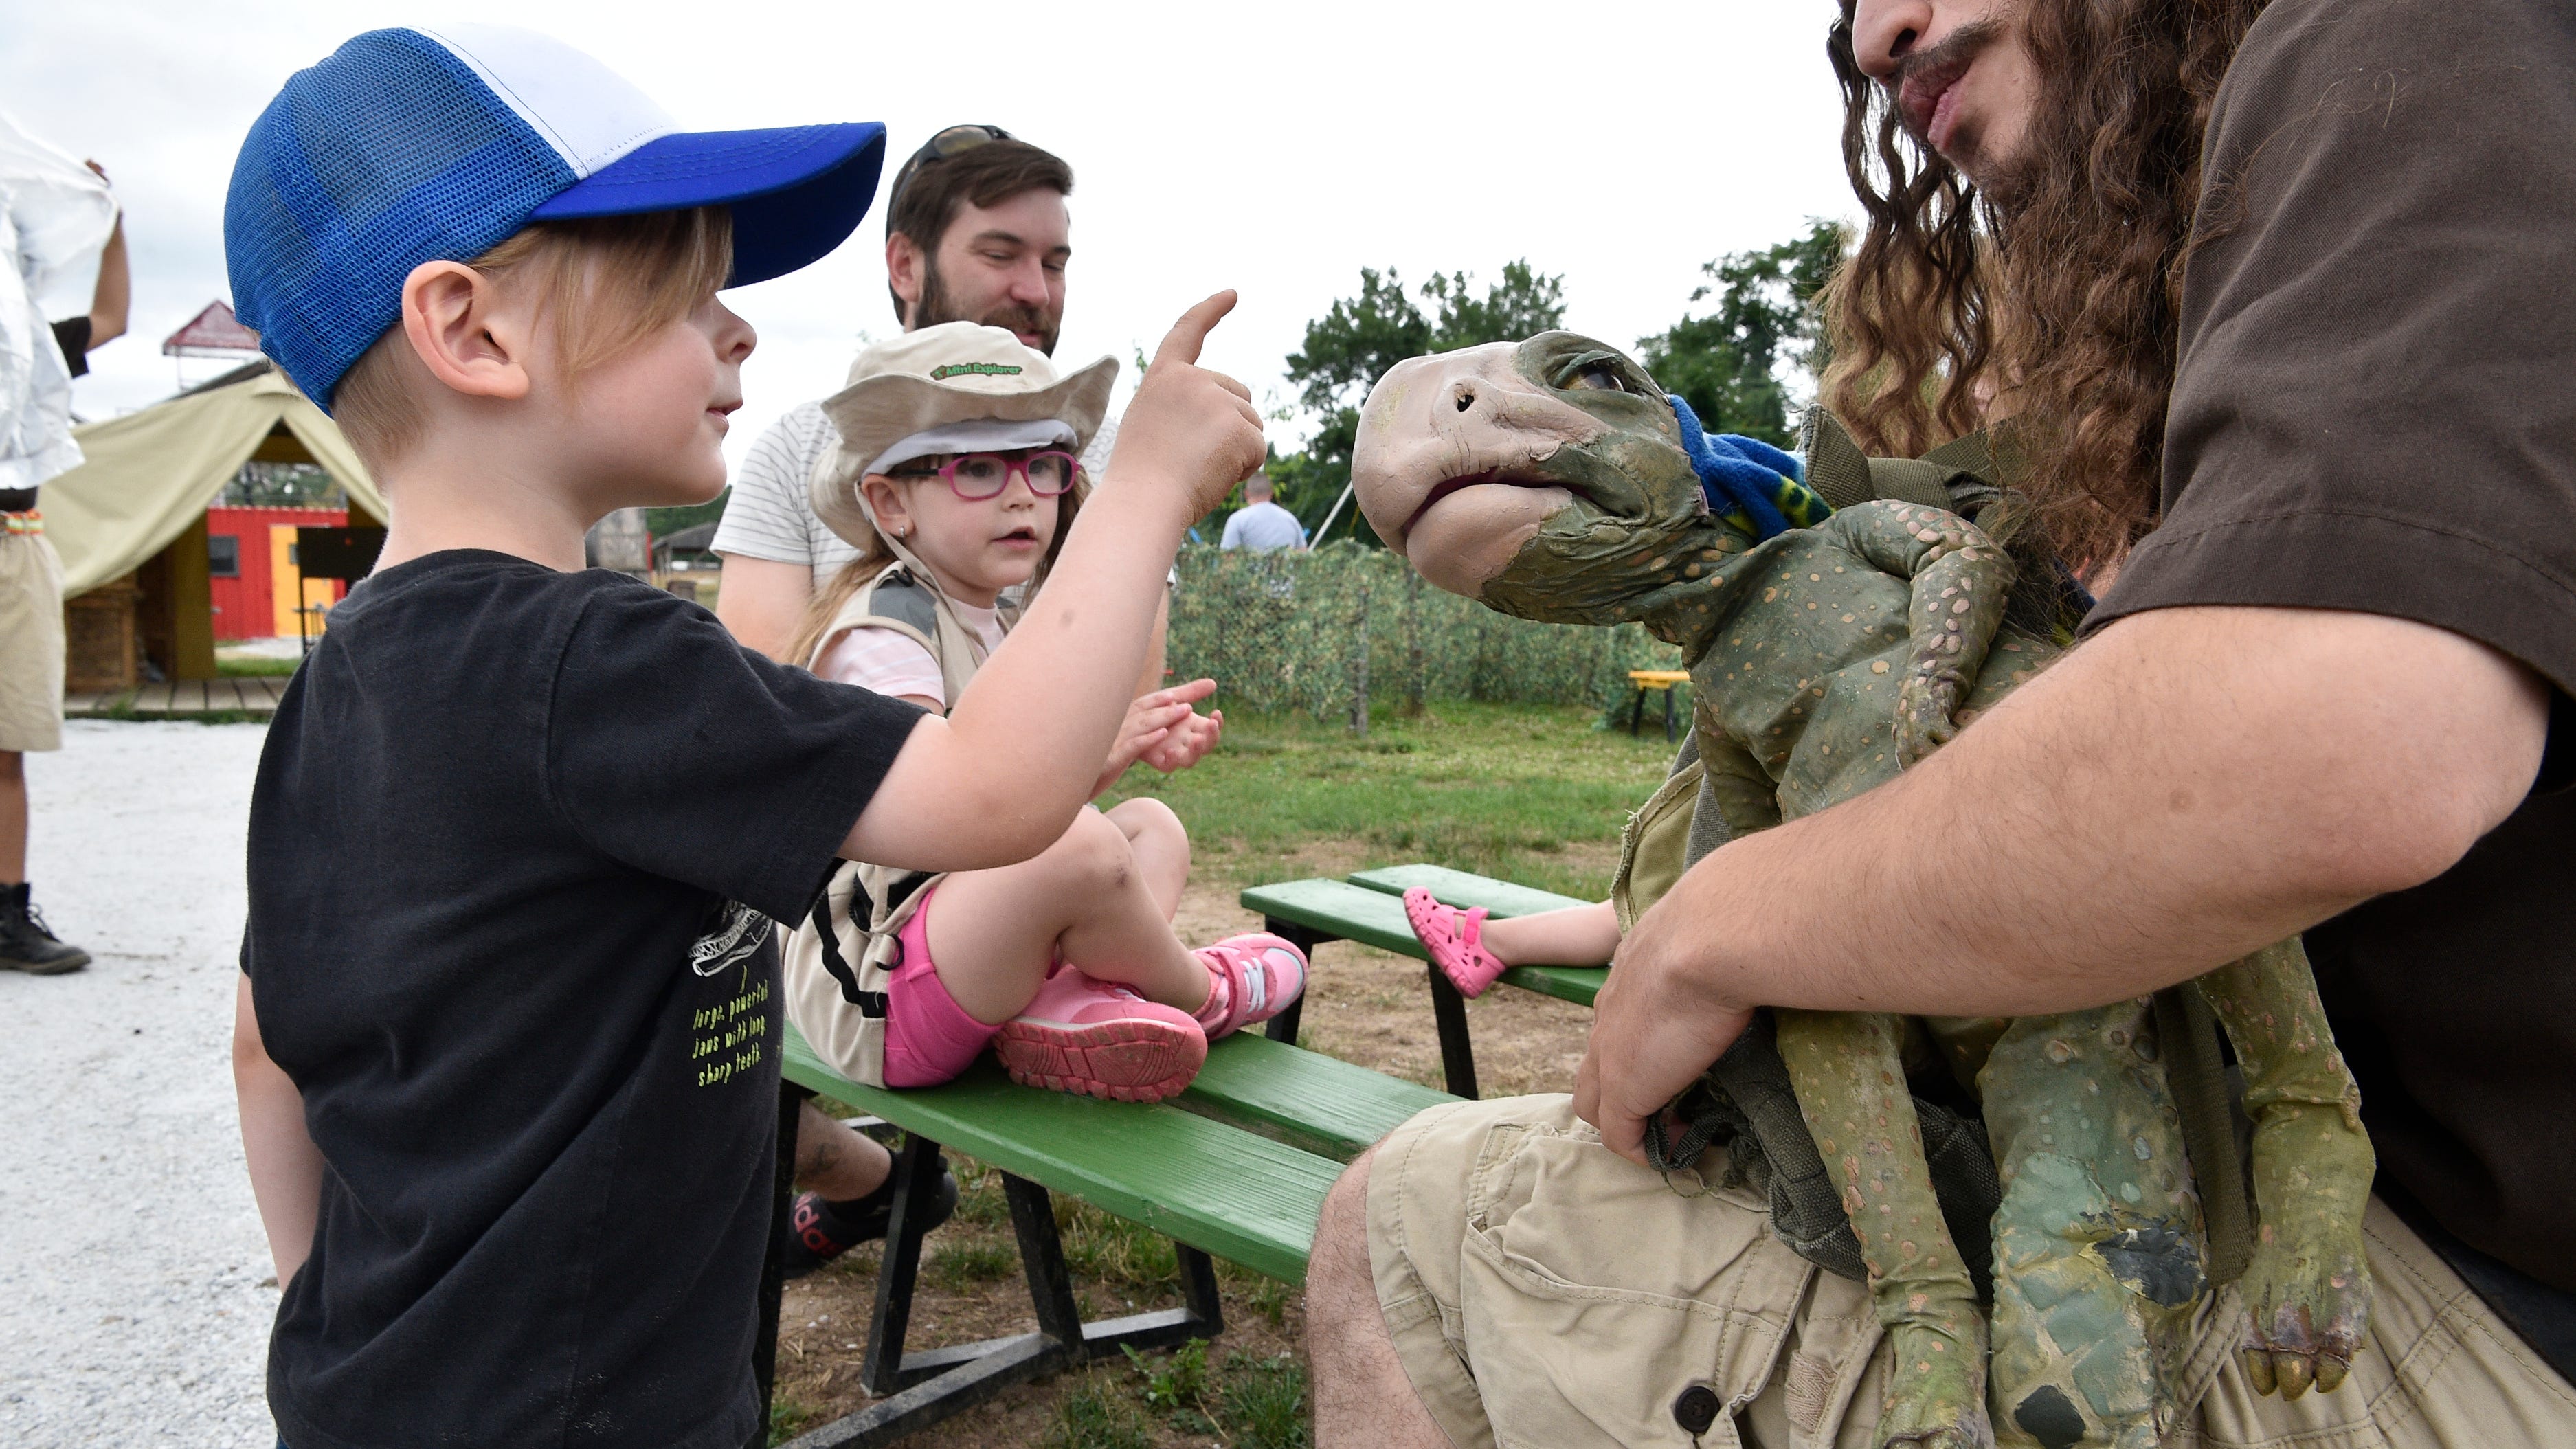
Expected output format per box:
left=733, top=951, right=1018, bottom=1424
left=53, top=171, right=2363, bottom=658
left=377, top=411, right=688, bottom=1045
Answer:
left=2088, top=0, right=2576, bottom=1291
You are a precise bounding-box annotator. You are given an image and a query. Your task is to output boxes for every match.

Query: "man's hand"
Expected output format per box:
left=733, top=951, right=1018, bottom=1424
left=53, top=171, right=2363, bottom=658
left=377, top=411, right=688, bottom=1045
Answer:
left=1574, top=904, right=1757, bottom=1165
left=1112, top=293, right=1266, bottom=521
left=1090, top=677, right=1220, bottom=797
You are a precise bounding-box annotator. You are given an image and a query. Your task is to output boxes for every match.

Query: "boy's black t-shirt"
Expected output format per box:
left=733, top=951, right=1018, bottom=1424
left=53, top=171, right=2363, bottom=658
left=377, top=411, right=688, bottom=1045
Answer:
left=245, top=550, right=921, bottom=1449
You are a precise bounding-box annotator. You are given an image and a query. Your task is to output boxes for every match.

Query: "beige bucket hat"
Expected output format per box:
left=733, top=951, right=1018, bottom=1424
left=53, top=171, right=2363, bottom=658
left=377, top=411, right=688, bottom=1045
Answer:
left=809, top=322, right=1118, bottom=550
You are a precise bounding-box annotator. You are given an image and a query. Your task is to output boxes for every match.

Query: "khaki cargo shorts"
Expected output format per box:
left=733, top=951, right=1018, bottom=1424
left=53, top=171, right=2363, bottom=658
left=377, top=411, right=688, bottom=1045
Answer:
left=1367, top=1094, right=2576, bottom=1448
left=0, top=530, right=65, bottom=754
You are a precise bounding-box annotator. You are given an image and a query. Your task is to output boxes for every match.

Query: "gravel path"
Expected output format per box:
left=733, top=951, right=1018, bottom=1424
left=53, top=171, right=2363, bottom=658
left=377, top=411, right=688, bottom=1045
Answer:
left=1, top=721, right=277, bottom=1447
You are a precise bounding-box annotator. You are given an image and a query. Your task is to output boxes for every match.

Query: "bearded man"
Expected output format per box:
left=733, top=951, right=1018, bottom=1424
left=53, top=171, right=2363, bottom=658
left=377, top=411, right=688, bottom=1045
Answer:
left=1306, top=1, right=2576, bottom=1445
left=713, top=128, right=1130, bottom=657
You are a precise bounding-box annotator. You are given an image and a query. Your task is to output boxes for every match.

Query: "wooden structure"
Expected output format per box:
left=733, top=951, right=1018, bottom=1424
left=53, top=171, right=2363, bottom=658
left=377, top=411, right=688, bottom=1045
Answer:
left=65, top=677, right=293, bottom=720
left=1624, top=667, right=1692, bottom=740
left=44, top=361, right=383, bottom=697
left=205, top=505, right=352, bottom=640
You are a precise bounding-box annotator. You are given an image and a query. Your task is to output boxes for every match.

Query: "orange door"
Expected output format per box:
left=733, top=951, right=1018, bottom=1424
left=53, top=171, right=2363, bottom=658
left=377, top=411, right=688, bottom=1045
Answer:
left=269, top=524, right=337, bottom=637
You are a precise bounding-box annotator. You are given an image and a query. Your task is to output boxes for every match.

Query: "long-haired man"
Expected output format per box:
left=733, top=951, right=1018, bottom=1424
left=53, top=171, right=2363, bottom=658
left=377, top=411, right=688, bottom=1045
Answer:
left=1308, top=3, right=2576, bottom=1444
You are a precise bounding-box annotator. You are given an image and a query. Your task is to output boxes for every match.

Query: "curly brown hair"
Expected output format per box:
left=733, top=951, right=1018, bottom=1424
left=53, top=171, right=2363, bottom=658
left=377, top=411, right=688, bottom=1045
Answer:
left=1818, top=0, right=2267, bottom=570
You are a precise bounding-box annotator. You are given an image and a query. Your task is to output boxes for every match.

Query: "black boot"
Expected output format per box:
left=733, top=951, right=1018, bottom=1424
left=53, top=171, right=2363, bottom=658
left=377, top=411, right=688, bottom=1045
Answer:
left=780, top=1162, right=959, bottom=1281
left=0, top=884, right=89, bottom=975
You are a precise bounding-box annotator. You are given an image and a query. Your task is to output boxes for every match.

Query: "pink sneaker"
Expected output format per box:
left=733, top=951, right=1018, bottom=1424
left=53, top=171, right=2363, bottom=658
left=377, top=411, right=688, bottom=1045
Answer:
left=1403, top=888, right=1508, bottom=998
left=1191, top=933, right=1308, bottom=1039
left=992, top=969, right=1208, bottom=1103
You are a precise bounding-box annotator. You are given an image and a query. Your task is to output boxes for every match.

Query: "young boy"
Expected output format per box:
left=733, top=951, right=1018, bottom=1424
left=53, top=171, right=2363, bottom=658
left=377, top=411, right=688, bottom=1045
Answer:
left=224, top=27, right=1262, bottom=1449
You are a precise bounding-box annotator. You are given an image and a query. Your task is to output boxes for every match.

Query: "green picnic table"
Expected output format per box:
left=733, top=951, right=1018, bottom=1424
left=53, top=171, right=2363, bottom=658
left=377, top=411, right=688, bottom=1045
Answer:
left=1240, top=862, right=1600, bottom=1099
left=758, top=1009, right=1451, bottom=1447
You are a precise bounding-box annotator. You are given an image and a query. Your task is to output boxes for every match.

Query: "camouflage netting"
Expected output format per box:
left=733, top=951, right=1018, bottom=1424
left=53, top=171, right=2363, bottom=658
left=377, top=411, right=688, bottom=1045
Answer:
left=1166, top=542, right=1680, bottom=726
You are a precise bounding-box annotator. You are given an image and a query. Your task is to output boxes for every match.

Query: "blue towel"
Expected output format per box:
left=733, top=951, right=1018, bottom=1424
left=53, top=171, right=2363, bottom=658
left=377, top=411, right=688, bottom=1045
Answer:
left=1667, top=394, right=1831, bottom=541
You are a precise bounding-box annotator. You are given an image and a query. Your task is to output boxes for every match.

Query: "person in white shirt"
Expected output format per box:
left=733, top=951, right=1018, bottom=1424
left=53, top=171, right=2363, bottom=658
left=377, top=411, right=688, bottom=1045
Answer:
left=1218, top=472, right=1306, bottom=551
left=713, top=127, right=1147, bottom=663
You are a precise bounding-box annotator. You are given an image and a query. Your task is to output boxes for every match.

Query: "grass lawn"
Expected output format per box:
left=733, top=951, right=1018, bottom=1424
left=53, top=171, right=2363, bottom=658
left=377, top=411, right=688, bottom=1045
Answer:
left=215, top=656, right=301, bottom=677
left=1104, top=699, right=1678, bottom=900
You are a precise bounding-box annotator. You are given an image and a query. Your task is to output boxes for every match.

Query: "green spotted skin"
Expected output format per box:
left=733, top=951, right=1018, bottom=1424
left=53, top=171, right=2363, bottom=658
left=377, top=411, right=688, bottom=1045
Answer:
left=1384, top=335, right=2374, bottom=1448
left=1780, top=1007, right=1996, bottom=1449
left=1667, top=502, right=2032, bottom=1449
left=1496, top=499, right=2371, bottom=1448
left=1980, top=1004, right=2204, bottom=1449
left=2194, top=941, right=2373, bottom=1399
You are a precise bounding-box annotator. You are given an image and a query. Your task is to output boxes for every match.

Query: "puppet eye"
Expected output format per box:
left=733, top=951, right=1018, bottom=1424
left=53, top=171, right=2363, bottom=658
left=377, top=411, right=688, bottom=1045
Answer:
left=1557, top=355, right=1635, bottom=394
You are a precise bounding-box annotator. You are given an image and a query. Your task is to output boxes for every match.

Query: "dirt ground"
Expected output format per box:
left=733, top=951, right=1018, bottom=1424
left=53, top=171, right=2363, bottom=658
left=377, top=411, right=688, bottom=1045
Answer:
left=768, top=848, right=1609, bottom=1445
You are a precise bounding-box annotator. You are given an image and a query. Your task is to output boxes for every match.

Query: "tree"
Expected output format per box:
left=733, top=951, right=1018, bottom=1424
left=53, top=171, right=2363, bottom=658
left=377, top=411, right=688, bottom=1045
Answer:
left=1267, top=261, right=1567, bottom=546
left=1636, top=219, right=1846, bottom=449
left=646, top=488, right=730, bottom=543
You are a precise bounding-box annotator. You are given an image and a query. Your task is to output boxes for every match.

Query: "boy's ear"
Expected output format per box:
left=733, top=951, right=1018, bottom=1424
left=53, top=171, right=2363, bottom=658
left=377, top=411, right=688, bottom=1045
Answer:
left=399, top=260, right=532, bottom=403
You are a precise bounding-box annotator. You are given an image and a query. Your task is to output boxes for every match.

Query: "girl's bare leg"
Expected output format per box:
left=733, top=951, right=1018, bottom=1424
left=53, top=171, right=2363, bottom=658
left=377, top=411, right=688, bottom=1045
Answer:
left=1106, top=796, right=1189, bottom=922
left=1478, top=899, right=1620, bottom=966
left=926, top=806, right=1210, bottom=1024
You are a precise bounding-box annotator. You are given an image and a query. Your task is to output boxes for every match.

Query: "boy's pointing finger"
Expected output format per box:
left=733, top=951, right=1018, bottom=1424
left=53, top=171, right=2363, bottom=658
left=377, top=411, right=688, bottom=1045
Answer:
left=1151, top=291, right=1239, bottom=372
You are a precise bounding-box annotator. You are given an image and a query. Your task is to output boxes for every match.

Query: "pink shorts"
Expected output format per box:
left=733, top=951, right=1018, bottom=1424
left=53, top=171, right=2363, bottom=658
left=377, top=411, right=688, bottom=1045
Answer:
left=880, top=886, right=1005, bottom=1088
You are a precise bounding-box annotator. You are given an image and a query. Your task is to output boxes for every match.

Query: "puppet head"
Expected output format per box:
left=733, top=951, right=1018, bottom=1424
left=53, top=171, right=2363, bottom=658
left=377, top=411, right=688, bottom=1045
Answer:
left=1352, top=332, right=1751, bottom=626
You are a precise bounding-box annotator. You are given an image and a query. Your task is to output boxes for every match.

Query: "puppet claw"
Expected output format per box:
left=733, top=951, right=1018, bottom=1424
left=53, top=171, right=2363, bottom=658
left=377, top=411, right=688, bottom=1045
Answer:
left=2241, top=1347, right=2277, bottom=1396
left=2241, top=1248, right=2368, bottom=1399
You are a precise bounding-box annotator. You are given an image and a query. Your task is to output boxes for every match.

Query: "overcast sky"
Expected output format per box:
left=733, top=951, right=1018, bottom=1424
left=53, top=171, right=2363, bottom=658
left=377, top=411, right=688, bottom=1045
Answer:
left=4, top=1, right=1860, bottom=470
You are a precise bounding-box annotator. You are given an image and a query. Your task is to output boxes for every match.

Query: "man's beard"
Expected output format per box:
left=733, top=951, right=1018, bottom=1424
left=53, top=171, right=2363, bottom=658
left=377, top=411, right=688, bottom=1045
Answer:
left=915, top=253, right=1060, bottom=355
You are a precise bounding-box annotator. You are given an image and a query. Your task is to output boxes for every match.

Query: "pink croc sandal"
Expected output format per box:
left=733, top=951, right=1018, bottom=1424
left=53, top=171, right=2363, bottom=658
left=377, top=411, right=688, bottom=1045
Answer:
left=992, top=969, right=1208, bottom=1103
left=1403, top=887, right=1508, bottom=998
left=1191, top=932, right=1308, bottom=1040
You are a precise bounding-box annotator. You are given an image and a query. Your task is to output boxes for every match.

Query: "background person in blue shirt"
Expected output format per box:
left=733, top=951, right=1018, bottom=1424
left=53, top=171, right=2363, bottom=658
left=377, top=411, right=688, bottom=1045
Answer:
left=1218, top=472, right=1306, bottom=551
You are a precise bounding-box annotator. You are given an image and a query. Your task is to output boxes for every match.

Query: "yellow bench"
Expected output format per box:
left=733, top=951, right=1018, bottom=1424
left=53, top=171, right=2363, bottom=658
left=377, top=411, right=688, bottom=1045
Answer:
left=1625, top=669, right=1691, bottom=740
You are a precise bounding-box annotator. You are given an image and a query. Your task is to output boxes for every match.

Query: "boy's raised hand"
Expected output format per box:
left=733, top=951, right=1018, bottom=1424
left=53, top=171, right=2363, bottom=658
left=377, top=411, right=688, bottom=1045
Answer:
left=1110, top=291, right=1267, bottom=520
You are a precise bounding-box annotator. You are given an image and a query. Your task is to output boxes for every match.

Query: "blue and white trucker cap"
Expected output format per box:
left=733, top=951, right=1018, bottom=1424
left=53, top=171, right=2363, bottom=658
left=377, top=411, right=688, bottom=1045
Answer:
left=225, top=24, right=886, bottom=410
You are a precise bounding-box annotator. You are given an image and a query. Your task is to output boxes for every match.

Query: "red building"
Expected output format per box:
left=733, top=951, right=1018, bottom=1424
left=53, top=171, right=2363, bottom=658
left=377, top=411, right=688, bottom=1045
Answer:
left=204, top=506, right=350, bottom=640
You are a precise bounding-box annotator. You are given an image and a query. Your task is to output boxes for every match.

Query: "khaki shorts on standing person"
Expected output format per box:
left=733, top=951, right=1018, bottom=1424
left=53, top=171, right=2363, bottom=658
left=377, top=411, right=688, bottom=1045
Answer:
left=0, top=524, right=65, bottom=754
left=1367, top=1094, right=2576, bottom=1449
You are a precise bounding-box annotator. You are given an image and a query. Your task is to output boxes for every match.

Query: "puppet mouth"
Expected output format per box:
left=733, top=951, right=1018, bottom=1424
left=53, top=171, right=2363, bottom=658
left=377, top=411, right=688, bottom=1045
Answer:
left=1404, top=467, right=1596, bottom=544
left=1404, top=473, right=1495, bottom=538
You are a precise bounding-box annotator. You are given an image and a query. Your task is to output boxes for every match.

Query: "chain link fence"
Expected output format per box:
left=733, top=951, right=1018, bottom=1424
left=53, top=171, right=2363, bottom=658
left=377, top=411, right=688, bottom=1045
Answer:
left=1166, top=542, right=1680, bottom=732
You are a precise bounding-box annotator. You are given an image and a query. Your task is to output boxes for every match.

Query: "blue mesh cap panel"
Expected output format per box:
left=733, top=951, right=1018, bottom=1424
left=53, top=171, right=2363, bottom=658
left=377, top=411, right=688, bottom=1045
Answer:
left=224, top=29, right=572, bottom=410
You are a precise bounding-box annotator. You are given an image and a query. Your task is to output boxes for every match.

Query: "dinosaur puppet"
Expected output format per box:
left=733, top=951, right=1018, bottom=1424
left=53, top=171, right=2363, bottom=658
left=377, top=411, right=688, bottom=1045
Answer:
left=1348, top=331, right=2375, bottom=1449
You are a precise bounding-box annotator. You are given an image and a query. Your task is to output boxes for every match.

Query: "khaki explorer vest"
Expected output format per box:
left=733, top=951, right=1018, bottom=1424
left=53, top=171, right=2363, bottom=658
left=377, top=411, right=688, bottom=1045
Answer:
left=781, top=556, right=1007, bottom=1088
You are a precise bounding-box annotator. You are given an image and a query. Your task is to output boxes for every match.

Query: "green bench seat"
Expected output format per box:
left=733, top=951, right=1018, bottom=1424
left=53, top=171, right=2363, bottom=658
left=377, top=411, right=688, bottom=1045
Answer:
left=1240, top=864, right=1606, bottom=1099
left=1346, top=865, right=1605, bottom=1008
left=780, top=1024, right=1445, bottom=1283
left=764, top=1020, right=1451, bottom=1447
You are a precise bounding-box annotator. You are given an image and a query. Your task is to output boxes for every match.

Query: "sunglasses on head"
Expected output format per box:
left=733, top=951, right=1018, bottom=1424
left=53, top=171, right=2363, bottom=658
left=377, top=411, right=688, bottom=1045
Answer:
left=887, top=123, right=1013, bottom=217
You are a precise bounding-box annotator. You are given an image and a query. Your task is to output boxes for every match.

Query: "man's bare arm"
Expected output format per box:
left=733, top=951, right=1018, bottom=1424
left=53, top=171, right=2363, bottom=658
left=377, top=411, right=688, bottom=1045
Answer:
left=234, top=975, right=324, bottom=1284
left=713, top=553, right=813, bottom=661
left=86, top=215, right=128, bottom=349
left=1579, top=605, right=2549, bottom=1161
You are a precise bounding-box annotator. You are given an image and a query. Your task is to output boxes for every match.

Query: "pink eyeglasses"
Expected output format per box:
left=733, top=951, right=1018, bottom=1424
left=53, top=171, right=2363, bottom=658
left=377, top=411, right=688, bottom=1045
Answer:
left=892, top=450, right=1079, bottom=502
